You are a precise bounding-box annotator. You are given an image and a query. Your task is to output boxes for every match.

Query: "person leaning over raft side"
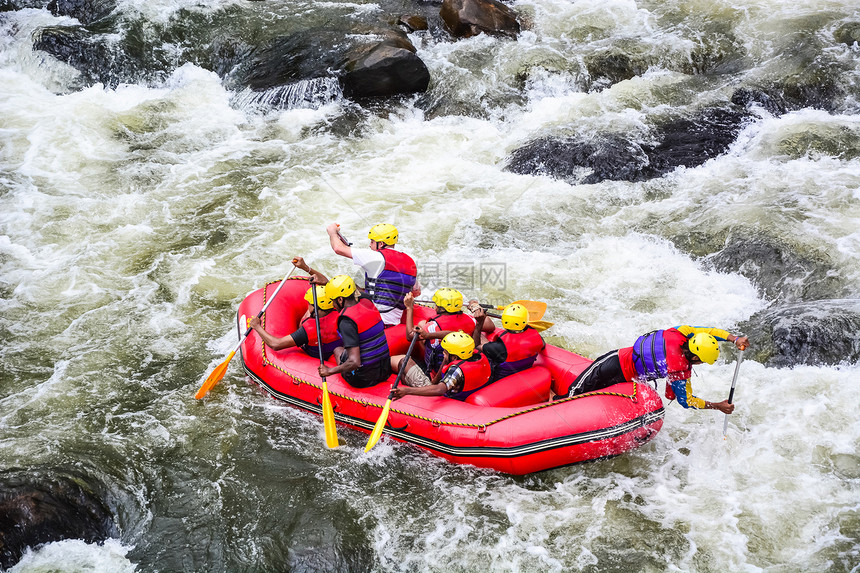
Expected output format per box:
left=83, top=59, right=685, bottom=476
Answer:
left=555, top=326, right=750, bottom=414
left=391, top=331, right=493, bottom=401
left=248, top=258, right=343, bottom=360
left=470, top=303, right=546, bottom=382
left=326, top=222, right=420, bottom=326
left=317, top=274, right=392, bottom=388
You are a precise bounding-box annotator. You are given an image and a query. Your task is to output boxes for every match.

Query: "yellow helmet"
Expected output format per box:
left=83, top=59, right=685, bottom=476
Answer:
left=441, top=331, right=475, bottom=360
left=325, top=275, right=356, bottom=300
left=688, top=333, right=720, bottom=364
left=432, top=288, right=463, bottom=313
left=304, top=285, right=334, bottom=310
left=501, top=303, right=529, bottom=331
left=368, top=223, right=398, bottom=246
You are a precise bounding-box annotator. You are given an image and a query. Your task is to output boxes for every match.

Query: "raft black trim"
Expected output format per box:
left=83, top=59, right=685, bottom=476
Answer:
left=242, top=362, right=665, bottom=460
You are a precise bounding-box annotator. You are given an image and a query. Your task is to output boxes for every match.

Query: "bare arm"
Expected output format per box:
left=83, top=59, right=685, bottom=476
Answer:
left=326, top=223, right=353, bottom=258
left=319, top=345, right=361, bottom=377
left=249, top=316, right=297, bottom=351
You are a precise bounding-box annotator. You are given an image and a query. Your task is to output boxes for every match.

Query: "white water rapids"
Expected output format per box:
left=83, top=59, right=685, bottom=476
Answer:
left=1, top=0, right=859, bottom=571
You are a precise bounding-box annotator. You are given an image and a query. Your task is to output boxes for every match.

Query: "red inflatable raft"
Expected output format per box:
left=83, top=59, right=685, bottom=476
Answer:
left=237, top=277, right=664, bottom=475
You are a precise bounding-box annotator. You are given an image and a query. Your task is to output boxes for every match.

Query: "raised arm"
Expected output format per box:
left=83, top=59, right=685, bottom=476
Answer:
left=326, top=223, right=353, bottom=259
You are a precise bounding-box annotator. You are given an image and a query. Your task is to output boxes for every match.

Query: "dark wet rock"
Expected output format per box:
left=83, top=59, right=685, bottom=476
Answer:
left=645, top=108, right=751, bottom=175
left=395, top=14, right=429, bottom=32
left=0, top=470, right=117, bottom=569
left=506, top=107, right=753, bottom=183
left=834, top=22, right=860, bottom=47
left=342, top=37, right=430, bottom=97
left=440, top=0, right=520, bottom=39
left=731, top=88, right=788, bottom=116
left=237, top=29, right=430, bottom=100
left=707, top=230, right=844, bottom=302
left=507, top=134, right=650, bottom=185
left=740, top=299, right=860, bottom=367
left=1, top=0, right=45, bottom=11
left=33, top=25, right=145, bottom=87
left=235, top=29, right=346, bottom=92
left=584, top=47, right=649, bottom=90
left=47, top=0, right=116, bottom=25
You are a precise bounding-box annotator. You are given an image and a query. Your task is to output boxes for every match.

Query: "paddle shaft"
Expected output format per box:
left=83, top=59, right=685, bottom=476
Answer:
left=232, top=267, right=297, bottom=355
left=311, top=282, right=327, bottom=374
left=723, top=350, right=744, bottom=436
left=389, top=334, right=420, bottom=399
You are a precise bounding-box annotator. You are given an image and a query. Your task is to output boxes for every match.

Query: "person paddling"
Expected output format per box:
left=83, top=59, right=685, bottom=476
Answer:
left=391, top=331, right=493, bottom=401
left=471, top=303, right=546, bottom=382
left=318, top=275, right=392, bottom=388
left=248, top=257, right=342, bottom=360
left=403, top=288, right=491, bottom=377
left=556, top=325, right=749, bottom=414
left=326, top=222, right=420, bottom=326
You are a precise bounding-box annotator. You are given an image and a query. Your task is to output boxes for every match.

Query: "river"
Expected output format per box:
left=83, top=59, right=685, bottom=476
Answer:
left=1, top=0, right=859, bottom=571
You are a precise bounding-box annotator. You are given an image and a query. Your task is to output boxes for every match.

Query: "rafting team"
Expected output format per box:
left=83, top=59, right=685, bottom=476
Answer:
left=249, top=223, right=749, bottom=416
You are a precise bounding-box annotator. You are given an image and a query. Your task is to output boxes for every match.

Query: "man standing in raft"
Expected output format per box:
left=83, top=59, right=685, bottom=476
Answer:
left=471, top=303, right=546, bottom=382
left=326, top=222, right=420, bottom=326
left=248, top=258, right=342, bottom=360
left=318, top=274, right=392, bottom=388
left=556, top=326, right=749, bottom=414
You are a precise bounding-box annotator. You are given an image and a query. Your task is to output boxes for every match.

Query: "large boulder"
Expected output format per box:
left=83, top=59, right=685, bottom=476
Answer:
left=506, top=107, right=752, bottom=183
left=440, top=0, right=520, bottom=39
left=342, top=37, right=430, bottom=97
left=0, top=470, right=117, bottom=569
left=740, top=300, right=860, bottom=367
left=707, top=231, right=844, bottom=302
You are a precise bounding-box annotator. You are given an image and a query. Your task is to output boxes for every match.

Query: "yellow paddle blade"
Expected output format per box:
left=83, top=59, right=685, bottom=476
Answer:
left=195, top=350, right=235, bottom=399
left=321, top=382, right=339, bottom=449
left=517, top=300, right=547, bottom=321
left=495, top=300, right=547, bottom=321
left=528, top=320, right=553, bottom=333
left=365, top=399, right=392, bottom=452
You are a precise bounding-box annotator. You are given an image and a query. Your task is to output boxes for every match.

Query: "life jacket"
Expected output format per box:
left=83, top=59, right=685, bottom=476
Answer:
left=630, top=328, right=691, bottom=384
left=424, top=312, right=477, bottom=374
left=338, top=298, right=390, bottom=367
left=443, top=351, right=493, bottom=401
left=631, top=330, right=669, bottom=381
left=364, top=248, right=417, bottom=313
left=300, top=312, right=342, bottom=360
left=491, top=327, right=544, bottom=381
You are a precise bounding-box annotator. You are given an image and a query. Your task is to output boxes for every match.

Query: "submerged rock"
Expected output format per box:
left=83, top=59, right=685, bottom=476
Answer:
left=440, top=0, right=520, bottom=39
left=47, top=0, right=116, bottom=25
left=741, top=300, right=860, bottom=367
left=707, top=231, right=844, bottom=303
left=33, top=25, right=145, bottom=87
left=506, top=107, right=753, bottom=183
left=0, top=470, right=117, bottom=569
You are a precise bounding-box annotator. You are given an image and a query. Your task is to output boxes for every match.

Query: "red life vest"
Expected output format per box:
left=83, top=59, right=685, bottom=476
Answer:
left=338, top=298, right=390, bottom=366
left=300, top=311, right=342, bottom=360
left=443, top=351, right=493, bottom=401
left=492, top=327, right=545, bottom=380
left=364, top=248, right=417, bottom=312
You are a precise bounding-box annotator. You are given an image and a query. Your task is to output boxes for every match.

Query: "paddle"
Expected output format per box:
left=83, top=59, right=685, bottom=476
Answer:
left=310, top=281, right=339, bottom=448
left=485, top=311, right=554, bottom=333
left=364, top=334, right=420, bottom=452
left=195, top=266, right=297, bottom=399
left=722, top=350, right=744, bottom=437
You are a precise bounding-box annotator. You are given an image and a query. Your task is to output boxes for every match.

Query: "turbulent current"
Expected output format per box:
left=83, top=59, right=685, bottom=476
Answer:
left=1, top=0, right=859, bottom=571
